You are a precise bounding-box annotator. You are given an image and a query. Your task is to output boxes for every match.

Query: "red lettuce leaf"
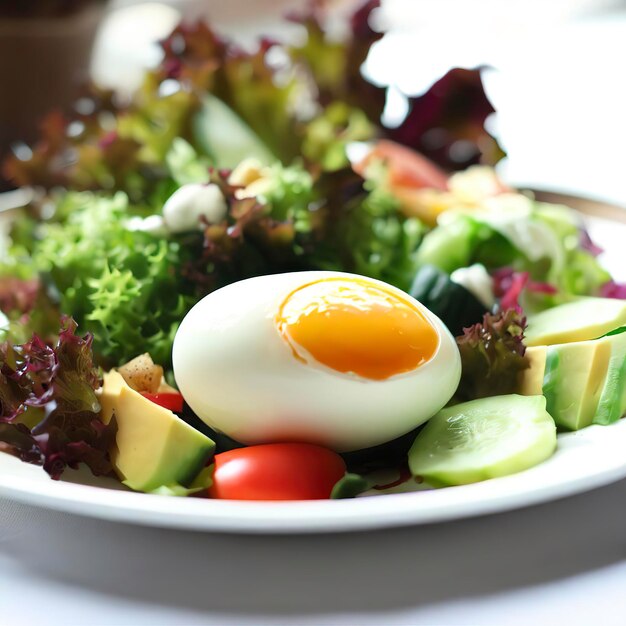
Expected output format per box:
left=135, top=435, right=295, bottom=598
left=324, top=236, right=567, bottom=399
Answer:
left=3, top=2, right=504, bottom=191
left=388, top=68, right=505, bottom=170
left=3, top=80, right=195, bottom=198
left=181, top=170, right=313, bottom=295
left=456, top=309, right=529, bottom=402
left=0, top=423, right=43, bottom=465
left=0, top=277, right=41, bottom=316
left=159, top=22, right=302, bottom=162
left=290, top=4, right=503, bottom=170
left=0, top=317, right=115, bottom=480
left=288, top=0, right=385, bottom=121
left=579, top=228, right=603, bottom=257
left=600, top=280, right=626, bottom=300
left=492, top=267, right=557, bottom=311
left=492, top=268, right=528, bottom=311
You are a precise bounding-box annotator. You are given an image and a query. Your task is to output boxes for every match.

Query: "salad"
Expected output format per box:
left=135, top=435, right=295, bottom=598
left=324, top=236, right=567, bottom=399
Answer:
left=0, top=0, right=624, bottom=501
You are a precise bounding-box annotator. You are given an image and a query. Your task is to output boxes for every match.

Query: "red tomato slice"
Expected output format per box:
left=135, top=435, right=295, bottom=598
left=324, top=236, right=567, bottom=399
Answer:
left=208, top=443, right=347, bottom=501
left=354, top=139, right=449, bottom=191
left=141, top=392, right=184, bottom=413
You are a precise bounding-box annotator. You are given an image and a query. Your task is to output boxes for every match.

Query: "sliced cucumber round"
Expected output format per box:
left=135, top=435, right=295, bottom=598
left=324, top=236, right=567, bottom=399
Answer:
left=408, top=395, right=557, bottom=487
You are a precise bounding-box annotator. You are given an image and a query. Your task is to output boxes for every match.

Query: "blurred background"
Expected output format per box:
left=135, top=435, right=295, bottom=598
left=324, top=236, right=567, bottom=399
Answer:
left=1, top=0, right=624, bottom=202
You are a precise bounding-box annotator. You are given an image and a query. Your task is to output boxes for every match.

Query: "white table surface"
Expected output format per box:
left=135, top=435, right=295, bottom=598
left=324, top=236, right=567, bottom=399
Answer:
left=2, top=4, right=626, bottom=625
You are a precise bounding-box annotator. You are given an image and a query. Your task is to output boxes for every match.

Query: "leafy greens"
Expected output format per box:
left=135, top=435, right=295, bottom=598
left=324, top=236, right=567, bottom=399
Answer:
left=455, top=309, right=529, bottom=402
left=0, top=318, right=115, bottom=480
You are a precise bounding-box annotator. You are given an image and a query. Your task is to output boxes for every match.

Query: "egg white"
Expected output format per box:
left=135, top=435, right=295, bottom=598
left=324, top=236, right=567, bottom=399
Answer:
left=173, top=271, right=461, bottom=452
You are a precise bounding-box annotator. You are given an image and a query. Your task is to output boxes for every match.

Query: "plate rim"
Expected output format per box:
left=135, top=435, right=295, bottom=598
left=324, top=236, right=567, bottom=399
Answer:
left=2, top=422, right=626, bottom=534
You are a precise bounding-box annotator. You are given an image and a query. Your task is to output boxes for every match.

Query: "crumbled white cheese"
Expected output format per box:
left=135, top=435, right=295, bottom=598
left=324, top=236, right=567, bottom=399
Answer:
left=162, top=184, right=227, bottom=233
left=450, top=264, right=495, bottom=308
left=125, top=214, right=167, bottom=236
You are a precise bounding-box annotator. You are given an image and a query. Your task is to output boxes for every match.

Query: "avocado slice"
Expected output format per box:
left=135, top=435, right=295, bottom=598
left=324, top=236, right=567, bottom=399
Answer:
left=518, top=329, right=626, bottom=430
left=542, top=340, right=611, bottom=430
left=525, top=297, right=626, bottom=346
left=99, top=371, right=215, bottom=492
left=594, top=328, right=626, bottom=425
left=517, top=345, right=548, bottom=397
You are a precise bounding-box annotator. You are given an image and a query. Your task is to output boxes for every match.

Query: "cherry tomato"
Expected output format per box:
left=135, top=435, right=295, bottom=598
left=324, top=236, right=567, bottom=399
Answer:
left=208, top=443, right=347, bottom=501
left=141, top=392, right=184, bottom=413
left=354, top=140, right=449, bottom=191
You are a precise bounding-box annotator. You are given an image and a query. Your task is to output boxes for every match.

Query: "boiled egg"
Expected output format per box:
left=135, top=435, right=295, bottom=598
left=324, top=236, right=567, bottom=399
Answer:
left=173, top=272, right=461, bottom=452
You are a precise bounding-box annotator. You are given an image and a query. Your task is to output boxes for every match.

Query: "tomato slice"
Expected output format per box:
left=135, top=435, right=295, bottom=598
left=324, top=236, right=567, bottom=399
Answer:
left=141, top=392, right=184, bottom=413
left=354, top=139, right=449, bottom=191
left=208, top=443, right=347, bottom=501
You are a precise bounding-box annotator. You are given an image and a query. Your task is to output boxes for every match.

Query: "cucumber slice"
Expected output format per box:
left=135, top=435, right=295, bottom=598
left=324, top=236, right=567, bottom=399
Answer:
left=193, top=94, right=275, bottom=169
left=409, top=264, right=488, bottom=336
left=408, top=395, right=556, bottom=486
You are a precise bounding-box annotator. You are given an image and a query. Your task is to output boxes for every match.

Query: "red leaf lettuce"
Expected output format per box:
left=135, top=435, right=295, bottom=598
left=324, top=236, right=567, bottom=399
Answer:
left=0, top=318, right=115, bottom=479
left=455, top=309, right=529, bottom=402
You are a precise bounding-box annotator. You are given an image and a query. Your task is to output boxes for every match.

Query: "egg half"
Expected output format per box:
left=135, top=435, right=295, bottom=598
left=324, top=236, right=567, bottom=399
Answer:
left=173, top=271, right=461, bottom=452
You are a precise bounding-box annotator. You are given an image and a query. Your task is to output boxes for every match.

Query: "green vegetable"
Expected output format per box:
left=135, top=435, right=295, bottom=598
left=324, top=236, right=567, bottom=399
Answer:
left=456, top=309, right=530, bottom=402
left=165, top=138, right=211, bottom=186
left=525, top=297, right=626, bottom=346
left=409, top=264, right=488, bottom=336
left=408, top=395, right=557, bottom=486
left=0, top=318, right=117, bottom=480
left=519, top=328, right=626, bottom=429
left=313, top=184, right=427, bottom=291
left=16, top=192, right=200, bottom=368
left=150, top=465, right=214, bottom=497
left=416, top=215, right=517, bottom=273
left=302, top=102, right=375, bottom=172
left=101, top=374, right=215, bottom=493
left=595, top=328, right=626, bottom=425
left=416, top=201, right=610, bottom=307
left=193, top=94, right=275, bottom=168
left=330, top=473, right=373, bottom=499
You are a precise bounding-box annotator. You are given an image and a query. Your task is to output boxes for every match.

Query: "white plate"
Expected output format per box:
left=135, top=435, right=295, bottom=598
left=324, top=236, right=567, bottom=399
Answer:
left=0, top=203, right=625, bottom=533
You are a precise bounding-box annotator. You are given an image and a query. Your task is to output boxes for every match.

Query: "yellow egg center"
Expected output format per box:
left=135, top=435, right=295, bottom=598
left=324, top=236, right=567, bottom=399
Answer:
left=275, top=277, right=439, bottom=380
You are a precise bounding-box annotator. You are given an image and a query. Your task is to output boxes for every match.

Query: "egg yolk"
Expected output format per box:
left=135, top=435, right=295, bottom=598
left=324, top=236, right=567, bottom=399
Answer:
left=275, top=278, right=439, bottom=380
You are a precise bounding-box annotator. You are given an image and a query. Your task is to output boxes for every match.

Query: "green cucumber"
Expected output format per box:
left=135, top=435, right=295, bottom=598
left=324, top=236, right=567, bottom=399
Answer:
left=409, top=264, right=488, bottom=336
left=193, top=94, right=275, bottom=169
left=408, top=395, right=557, bottom=486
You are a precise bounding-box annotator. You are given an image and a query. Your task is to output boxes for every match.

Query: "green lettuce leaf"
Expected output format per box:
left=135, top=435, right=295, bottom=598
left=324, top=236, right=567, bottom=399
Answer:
left=416, top=200, right=610, bottom=305
left=19, top=192, right=200, bottom=368
left=312, top=182, right=427, bottom=291
left=330, top=473, right=374, bottom=499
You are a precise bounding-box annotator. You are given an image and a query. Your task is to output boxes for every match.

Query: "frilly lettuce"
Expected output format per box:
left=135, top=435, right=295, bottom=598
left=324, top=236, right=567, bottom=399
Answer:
left=456, top=309, right=529, bottom=402
left=0, top=318, right=116, bottom=480
left=311, top=179, right=427, bottom=291
left=14, top=192, right=200, bottom=368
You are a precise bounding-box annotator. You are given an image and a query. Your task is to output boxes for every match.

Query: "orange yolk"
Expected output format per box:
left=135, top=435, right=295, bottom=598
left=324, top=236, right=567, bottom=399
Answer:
left=275, top=278, right=439, bottom=380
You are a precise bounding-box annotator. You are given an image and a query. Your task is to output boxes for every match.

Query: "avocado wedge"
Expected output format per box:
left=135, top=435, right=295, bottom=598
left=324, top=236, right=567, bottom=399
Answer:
left=99, top=371, right=215, bottom=492
left=525, top=297, right=626, bottom=346
left=518, top=328, right=626, bottom=430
